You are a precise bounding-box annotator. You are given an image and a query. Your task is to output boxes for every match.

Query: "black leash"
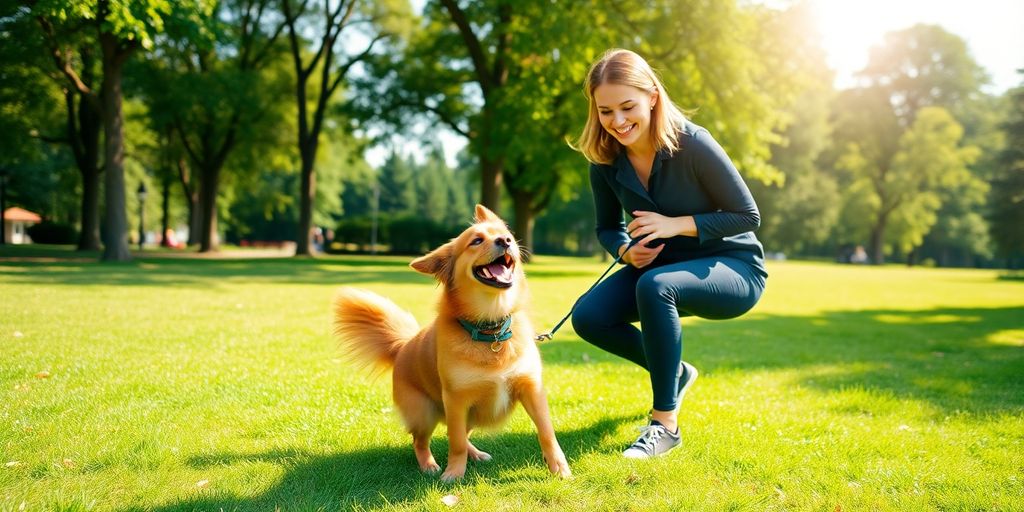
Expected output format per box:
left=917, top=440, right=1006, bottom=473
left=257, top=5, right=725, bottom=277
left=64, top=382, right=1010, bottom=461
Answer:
left=535, top=238, right=641, bottom=342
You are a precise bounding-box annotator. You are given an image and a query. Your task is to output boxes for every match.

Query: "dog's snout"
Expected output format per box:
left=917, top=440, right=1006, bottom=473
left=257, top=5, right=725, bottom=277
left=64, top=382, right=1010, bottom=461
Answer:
left=495, top=236, right=513, bottom=248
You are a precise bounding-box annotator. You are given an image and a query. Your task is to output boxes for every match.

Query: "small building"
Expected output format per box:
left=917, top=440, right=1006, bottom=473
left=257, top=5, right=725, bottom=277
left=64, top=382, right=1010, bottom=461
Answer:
left=3, top=207, right=42, bottom=244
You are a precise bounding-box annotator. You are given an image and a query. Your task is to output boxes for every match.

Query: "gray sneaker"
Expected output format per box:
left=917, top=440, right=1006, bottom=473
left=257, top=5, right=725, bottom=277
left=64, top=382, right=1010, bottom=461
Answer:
left=622, top=421, right=681, bottom=459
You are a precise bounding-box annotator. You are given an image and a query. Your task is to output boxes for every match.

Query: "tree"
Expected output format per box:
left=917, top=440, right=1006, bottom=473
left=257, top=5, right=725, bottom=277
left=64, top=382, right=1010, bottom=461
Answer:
left=280, top=0, right=410, bottom=256
left=989, top=77, right=1024, bottom=268
left=1, top=5, right=103, bottom=250
left=830, top=25, right=990, bottom=264
left=31, top=0, right=174, bottom=261
left=376, top=151, right=416, bottom=216
left=861, top=24, right=988, bottom=125
left=744, top=3, right=838, bottom=256
left=142, top=0, right=289, bottom=252
left=838, top=107, right=978, bottom=263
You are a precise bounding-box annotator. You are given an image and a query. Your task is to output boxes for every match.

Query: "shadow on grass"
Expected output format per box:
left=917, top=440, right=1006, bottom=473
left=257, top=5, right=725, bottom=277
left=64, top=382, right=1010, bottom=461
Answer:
left=0, top=256, right=427, bottom=287
left=540, top=305, right=1024, bottom=417
left=0, top=244, right=608, bottom=287
left=129, top=416, right=630, bottom=512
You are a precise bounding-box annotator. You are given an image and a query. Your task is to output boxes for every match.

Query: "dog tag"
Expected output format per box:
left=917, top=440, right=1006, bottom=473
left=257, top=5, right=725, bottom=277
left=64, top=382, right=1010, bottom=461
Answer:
left=490, top=341, right=503, bottom=352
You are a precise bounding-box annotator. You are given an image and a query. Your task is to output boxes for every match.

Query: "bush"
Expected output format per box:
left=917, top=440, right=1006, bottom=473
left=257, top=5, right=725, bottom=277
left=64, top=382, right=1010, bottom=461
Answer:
left=332, top=215, right=460, bottom=254
left=26, top=222, right=78, bottom=244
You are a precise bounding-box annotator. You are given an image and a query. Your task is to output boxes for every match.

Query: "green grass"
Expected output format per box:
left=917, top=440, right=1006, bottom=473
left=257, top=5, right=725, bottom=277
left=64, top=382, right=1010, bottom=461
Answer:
left=1, top=246, right=1022, bottom=511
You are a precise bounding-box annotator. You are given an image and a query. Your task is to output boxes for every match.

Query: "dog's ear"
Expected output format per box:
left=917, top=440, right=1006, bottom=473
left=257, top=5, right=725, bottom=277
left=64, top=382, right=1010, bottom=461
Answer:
left=474, top=204, right=502, bottom=224
left=410, top=242, right=454, bottom=283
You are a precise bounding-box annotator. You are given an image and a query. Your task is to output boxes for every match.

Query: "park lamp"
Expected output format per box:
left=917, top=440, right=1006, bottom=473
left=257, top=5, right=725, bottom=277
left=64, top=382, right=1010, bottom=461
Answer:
left=136, top=182, right=147, bottom=250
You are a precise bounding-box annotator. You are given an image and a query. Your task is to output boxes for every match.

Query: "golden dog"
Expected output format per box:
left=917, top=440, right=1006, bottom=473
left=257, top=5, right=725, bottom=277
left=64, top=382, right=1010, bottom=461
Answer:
left=333, top=205, right=571, bottom=481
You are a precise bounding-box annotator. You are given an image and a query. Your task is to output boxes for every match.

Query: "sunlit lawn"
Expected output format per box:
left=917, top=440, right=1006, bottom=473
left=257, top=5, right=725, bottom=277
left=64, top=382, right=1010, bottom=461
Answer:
left=1, top=245, right=1022, bottom=511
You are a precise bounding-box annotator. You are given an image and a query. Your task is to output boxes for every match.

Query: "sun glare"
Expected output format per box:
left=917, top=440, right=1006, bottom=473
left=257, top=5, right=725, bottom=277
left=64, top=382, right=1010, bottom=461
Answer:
left=810, top=0, right=1024, bottom=91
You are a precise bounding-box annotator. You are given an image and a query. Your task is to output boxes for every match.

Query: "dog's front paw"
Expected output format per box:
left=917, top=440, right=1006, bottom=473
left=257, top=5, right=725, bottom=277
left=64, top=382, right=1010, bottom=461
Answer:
left=543, top=451, right=572, bottom=479
left=440, top=465, right=466, bottom=482
left=420, top=461, right=441, bottom=473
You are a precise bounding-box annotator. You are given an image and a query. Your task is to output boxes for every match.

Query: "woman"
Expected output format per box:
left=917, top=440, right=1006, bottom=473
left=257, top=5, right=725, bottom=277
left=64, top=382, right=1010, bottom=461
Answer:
left=571, top=49, right=767, bottom=458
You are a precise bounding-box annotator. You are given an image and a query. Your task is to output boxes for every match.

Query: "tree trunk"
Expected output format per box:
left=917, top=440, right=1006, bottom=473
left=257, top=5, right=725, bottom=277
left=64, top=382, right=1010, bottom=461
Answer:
left=78, top=163, right=102, bottom=250
left=480, top=156, right=503, bottom=213
left=176, top=156, right=200, bottom=246
left=479, top=109, right=502, bottom=210
left=76, top=93, right=102, bottom=251
left=511, top=190, right=535, bottom=262
left=296, top=147, right=316, bottom=256
left=99, top=34, right=132, bottom=262
left=198, top=162, right=221, bottom=252
left=160, top=174, right=171, bottom=247
left=868, top=216, right=887, bottom=265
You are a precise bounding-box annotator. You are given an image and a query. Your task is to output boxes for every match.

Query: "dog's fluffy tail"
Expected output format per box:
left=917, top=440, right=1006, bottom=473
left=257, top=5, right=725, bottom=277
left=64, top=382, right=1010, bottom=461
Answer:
left=332, top=287, right=420, bottom=376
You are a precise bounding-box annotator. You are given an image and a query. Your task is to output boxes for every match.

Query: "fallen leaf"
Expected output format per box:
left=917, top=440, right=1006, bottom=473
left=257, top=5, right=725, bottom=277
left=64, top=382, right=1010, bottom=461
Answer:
left=34, top=371, right=50, bottom=379
left=5, top=461, right=21, bottom=468
left=440, top=494, right=459, bottom=507
left=195, top=480, right=210, bottom=489
left=62, top=459, right=76, bottom=468
left=834, top=505, right=842, bottom=512
left=625, top=472, right=641, bottom=484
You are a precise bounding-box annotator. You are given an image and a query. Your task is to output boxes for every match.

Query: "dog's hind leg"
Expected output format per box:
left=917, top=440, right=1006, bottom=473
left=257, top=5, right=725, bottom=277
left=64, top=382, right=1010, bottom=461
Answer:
left=394, top=382, right=441, bottom=473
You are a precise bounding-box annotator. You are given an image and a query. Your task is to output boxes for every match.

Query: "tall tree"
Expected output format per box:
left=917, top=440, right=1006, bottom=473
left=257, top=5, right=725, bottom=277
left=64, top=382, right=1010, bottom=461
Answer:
left=861, top=23, right=988, bottom=125
left=143, top=0, right=289, bottom=252
left=280, top=0, right=410, bottom=256
left=838, top=107, right=978, bottom=263
left=741, top=3, right=838, bottom=256
left=31, top=0, right=174, bottom=261
left=1, top=6, right=104, bottom=250
left=989, top=77, right=1024, bottom=268
left=831, top=24, right=990, bottom=263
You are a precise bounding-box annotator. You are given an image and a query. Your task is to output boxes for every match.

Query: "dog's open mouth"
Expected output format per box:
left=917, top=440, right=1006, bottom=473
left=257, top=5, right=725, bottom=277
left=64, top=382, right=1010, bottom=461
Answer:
left=473, top=253, right=515, bottom=289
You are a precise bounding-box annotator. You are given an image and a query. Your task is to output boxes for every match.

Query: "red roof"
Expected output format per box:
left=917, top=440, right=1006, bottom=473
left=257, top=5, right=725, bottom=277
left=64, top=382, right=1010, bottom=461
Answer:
left=3, top=207, right=42, bottom=222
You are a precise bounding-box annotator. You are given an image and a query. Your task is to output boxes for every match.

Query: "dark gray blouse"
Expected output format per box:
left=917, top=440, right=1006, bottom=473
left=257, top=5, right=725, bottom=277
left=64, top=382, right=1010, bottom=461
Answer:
left=588, top=121, right=767, bottom=277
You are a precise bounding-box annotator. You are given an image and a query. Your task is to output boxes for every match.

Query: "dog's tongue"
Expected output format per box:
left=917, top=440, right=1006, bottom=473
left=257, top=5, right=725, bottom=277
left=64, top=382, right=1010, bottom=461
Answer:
left=486, top=263, right=512, bottom=282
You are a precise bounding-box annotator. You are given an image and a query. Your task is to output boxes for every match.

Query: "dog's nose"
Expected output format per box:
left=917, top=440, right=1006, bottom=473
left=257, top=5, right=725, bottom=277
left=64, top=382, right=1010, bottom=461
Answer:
left=495, top=236, right=513, bottom=248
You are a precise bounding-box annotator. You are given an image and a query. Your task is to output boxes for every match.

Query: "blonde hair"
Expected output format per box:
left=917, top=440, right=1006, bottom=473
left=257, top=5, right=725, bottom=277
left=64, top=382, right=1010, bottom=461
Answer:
left=574, top=49, right=687, bottom=165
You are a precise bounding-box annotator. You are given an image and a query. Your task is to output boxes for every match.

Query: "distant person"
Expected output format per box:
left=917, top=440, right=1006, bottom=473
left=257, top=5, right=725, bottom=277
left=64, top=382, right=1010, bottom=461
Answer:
left=850, top=245, right=869, bottom=264
left=570, top=49, right=768, bottom=458
left=163, top=228, right=183, bottom=249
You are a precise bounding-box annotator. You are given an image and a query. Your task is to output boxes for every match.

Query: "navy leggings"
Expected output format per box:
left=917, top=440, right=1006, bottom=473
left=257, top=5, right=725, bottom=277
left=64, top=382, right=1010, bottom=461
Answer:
left=571, top=256, right=765, bottom=411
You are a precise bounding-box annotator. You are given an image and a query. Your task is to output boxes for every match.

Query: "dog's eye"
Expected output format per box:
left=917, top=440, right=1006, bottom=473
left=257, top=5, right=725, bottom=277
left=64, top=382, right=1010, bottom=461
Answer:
left=470, top=237, right=484, bottom=246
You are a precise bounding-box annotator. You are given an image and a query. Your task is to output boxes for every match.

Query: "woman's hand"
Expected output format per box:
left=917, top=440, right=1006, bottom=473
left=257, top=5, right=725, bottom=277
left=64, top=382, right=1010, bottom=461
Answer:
left=621, top=211, right=696, bottom=268
left=620, top=240, right=663, bottom=268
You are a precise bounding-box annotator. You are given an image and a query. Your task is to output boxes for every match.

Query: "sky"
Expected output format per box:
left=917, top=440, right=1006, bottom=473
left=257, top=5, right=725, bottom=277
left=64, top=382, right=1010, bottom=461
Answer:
left=368, top=0, right=1024, bottom=168
left=811, top=0, right=1023, bottom=93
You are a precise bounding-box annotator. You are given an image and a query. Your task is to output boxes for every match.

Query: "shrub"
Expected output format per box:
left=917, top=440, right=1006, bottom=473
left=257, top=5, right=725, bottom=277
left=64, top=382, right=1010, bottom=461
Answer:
left=26, top=222, right=78, bottom=244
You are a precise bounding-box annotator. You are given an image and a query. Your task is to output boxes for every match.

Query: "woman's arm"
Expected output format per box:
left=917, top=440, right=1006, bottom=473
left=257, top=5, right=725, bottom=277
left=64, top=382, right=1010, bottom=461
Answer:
left=688, top=129, right=761, bottom=242
left=589, top=164, right=631, bottom=258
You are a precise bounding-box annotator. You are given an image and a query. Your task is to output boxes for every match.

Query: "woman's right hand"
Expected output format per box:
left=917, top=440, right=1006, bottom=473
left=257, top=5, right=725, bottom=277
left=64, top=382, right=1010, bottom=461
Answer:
left=619, top=241, right=664, bottom=269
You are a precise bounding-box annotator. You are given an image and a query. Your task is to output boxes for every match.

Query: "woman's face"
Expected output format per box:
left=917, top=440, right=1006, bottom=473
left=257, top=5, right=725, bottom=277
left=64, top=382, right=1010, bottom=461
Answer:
left=593, top=82, right=657, bottom=151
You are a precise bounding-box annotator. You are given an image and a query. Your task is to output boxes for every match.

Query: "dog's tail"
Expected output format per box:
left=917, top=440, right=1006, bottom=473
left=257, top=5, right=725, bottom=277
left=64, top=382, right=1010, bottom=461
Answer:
left=332, top=287, right=420, bottom=376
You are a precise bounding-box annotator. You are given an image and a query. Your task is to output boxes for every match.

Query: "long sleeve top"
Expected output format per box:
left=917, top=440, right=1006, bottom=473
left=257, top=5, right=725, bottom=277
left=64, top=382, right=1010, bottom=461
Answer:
left=589, top=121, right=767, bottom=277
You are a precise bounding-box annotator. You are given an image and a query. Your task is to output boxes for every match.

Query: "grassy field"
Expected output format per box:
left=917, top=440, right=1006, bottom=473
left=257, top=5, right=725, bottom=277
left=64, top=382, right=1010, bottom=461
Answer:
left=1, top=246, right=1022, bottom=511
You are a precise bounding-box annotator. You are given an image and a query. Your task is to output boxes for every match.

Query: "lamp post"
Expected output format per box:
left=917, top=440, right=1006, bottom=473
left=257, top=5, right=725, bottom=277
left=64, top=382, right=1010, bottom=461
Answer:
left=0, top=169, right=8, bottom=246
left=136, top=182, right=147, bottom=251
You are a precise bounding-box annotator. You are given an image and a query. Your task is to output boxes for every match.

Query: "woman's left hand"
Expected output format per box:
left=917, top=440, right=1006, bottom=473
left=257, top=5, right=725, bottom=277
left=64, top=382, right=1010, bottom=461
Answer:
left=627, top=211, right=689, bottom=247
